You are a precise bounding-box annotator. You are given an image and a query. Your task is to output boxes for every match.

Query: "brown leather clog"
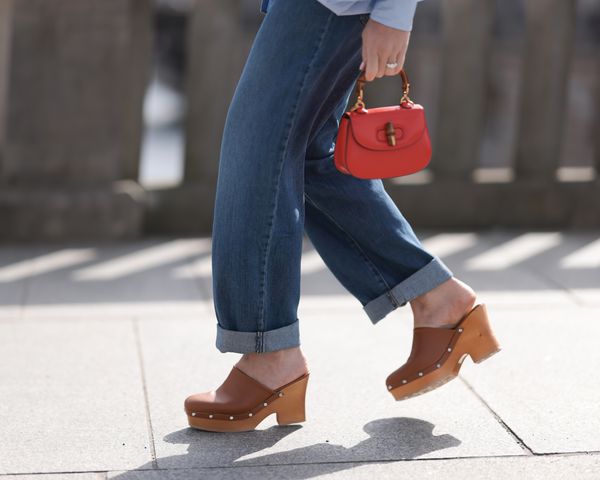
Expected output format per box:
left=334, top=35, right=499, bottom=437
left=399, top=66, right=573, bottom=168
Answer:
left=184, top=366, right=309, bottom=432
left=386, top=303, right=501, bottom=401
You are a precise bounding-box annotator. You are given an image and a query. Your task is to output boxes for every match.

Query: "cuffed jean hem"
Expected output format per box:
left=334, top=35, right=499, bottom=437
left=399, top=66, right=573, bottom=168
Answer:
left=215, top=318, right=301, bottom=353
left=363, top=257, right=454, bottom=324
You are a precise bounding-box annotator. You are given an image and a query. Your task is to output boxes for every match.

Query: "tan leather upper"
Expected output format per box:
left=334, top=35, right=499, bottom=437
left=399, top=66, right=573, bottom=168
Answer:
left=184, top=366, right=275, bottom=415
left=386, top=326, right=458, bottom=387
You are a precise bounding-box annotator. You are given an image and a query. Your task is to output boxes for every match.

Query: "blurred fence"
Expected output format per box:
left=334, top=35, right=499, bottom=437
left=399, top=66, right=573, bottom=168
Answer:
left=0, top=0, right=151, bottom=240
left=381, top=0, right=600, bottom=229
left=0, top=0, right=599, bottom=240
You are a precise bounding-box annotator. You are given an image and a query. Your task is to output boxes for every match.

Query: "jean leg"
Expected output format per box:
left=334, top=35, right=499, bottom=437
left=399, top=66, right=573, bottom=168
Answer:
left=211, top=0, right=367, bottom=353
left=304, top=90, right=454, bottom=325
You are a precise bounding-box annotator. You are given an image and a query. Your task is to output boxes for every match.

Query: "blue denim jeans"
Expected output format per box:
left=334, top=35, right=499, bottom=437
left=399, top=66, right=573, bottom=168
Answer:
left=211, top=0, right=454, bottom=353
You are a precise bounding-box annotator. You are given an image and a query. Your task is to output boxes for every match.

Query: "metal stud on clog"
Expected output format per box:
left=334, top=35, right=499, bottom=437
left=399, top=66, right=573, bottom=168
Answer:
left=418, top=372, right=423, bottom=376
left=278, top=392, right=284, bottom=397
left=448, top=347, right=452, bottom=352
left=248, top=413, right=253, bottom=417
left=458, top=328, right=463, bottom=333
left=402, top=379, right=407, bottom=384
left=229, top=416, right=234, bottom=420
left=209, top=414, right=213, bottom=419
left=436, top=363, right=441, bottom=368
left=263, top=402, right=268, bottom=407
left=388, top=384, right=392, bottom=390
left=191, top=412, right=196, bottom=416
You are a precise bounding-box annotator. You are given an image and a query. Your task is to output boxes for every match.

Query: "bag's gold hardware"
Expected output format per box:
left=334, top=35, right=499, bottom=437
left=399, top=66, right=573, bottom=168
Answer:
left=399, top=69, right=413, bottom=105
left=350, top=77, right=367, bottom=111
left=385, top=122, right=396, bottom=146
left=350, top=69, right=413, bottom=112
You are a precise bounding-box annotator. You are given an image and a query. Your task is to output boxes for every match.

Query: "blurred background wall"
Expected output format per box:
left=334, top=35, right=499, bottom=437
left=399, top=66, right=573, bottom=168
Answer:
left=0, top=0, right=599, bottom=241
left=0, top=0, right=151, bottom=240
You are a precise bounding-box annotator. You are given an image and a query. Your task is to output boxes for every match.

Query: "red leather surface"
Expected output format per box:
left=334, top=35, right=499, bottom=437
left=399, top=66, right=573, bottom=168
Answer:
left=334, top=102, right=432, bottom=180
left=349, top=105, right=425, bottom=151
left=334, top=119, right=352, bottom=174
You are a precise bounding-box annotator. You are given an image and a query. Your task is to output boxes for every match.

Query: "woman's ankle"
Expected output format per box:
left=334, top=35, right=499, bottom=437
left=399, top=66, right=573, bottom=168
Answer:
left=410, top=278, right=477, bottom=328
left=235, top=346, right=309, bottom=389
left=240, top=346, right=305, bottom=364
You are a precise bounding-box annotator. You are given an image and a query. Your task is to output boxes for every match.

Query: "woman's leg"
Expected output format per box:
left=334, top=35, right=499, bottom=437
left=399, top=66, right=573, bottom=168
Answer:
left=211, top=0, right=368, bottom=357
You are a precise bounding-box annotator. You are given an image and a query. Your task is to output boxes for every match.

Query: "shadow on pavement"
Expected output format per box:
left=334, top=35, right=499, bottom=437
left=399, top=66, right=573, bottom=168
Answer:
left=111, top=416, right=460, bottom=479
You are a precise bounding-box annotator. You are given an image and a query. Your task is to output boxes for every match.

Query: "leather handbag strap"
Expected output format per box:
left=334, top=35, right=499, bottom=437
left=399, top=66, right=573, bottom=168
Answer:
left=351, top=69, right=413, bottom=111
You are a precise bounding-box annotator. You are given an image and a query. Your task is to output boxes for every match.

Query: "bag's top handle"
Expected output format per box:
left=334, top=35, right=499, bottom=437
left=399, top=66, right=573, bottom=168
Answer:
left=351, top=69, right=413, bottom=111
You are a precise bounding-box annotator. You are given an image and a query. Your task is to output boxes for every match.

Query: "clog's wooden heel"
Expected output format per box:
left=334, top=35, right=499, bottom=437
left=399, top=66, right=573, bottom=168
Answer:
left=460, top=303, right=502, bottom=363
left=276, top=373, right=308, bottom=425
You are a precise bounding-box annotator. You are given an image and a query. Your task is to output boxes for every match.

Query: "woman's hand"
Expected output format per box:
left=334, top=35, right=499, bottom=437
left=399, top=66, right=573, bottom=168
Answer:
left=359, top=19, right=411, bottom=81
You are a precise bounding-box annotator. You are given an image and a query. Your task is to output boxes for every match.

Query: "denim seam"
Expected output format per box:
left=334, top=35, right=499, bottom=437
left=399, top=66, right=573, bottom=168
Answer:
left=256, top=10, right=335, bottom=352
left=304, top=191, right=391, bottom=293
left=364, top=257, right=454, bottom=324
left=255, top=330, right=263, bottom=352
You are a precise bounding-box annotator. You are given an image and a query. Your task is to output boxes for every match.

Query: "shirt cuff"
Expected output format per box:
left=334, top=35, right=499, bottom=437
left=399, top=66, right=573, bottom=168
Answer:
left=369, top=0, right=420, bottom=32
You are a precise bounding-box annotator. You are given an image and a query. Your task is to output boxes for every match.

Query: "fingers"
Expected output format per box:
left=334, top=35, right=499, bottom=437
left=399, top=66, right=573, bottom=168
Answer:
left=361, top=18, right=410, bottom=81
left=368, top=43, right=402, bottom=80
left=363, top=41, right=380, bottom=81
left=363, top=53, right=404, bottom=80
left=360, top=40, right=367, bottom=73
left=365, top=54, right=379, bottom=82
left=376, top=53, right=387, bottom=79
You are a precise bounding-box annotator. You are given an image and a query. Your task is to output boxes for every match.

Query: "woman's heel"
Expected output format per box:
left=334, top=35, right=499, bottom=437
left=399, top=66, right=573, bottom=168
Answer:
left=463, top=304, right=502, bottom=363
left=276, top=374, right=309, bottom=425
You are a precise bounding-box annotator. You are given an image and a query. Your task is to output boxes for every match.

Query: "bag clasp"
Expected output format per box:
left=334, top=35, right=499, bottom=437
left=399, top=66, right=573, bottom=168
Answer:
left=385, top=122, right=397, bottom=146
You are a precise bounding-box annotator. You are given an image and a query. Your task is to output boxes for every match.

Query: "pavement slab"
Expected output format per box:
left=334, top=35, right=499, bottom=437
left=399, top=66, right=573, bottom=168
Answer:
left=0, top=320, right=152, bottom=474
left=459, top=304, right=600, bottom=454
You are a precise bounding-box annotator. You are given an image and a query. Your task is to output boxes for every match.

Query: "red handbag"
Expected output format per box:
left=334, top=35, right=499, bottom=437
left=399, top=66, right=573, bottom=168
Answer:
left=334, top=69, right=432, bottom=179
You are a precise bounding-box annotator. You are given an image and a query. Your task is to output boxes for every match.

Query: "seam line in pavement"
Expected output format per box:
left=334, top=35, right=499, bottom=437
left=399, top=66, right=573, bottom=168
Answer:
left=3, top=451, right=600, bottom=476
left=133, top=318, right=159, bottom=469
left=460, top=375, right=534, bottom=455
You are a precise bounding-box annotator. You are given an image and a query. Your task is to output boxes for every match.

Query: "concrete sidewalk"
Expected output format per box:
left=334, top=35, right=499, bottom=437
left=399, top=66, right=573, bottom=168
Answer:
left=0, top=230, right=599, bottom=479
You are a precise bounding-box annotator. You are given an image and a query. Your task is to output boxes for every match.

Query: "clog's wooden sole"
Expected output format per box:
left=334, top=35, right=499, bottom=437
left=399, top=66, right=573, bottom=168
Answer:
left=389, top=304, right=501, bottom=401
left=188, top=374, right=309, bottom=432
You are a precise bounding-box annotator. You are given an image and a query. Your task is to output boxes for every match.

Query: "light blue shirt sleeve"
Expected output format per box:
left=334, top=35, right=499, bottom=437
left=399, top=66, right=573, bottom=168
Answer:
left=370, top=0, right=423, bottom=32
left=260, top=0, right=425, bottom=32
